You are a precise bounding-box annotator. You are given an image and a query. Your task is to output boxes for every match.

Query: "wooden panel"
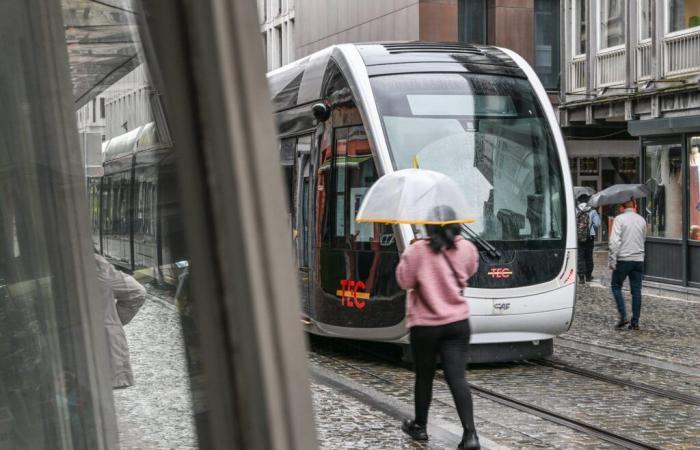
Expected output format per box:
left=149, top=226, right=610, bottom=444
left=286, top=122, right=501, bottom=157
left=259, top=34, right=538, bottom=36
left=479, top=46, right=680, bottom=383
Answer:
left=418, top=0, right=458, bottom=42
left=645, top=240, right=683, bottom=282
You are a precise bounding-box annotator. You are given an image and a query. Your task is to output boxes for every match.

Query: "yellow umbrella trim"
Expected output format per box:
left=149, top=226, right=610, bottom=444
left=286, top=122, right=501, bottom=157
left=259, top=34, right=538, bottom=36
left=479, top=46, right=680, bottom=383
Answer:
left=355, top=217, right=476, bottom=225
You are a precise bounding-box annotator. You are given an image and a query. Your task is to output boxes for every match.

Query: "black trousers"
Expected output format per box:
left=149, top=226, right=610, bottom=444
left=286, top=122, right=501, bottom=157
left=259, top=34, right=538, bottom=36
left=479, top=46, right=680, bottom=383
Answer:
left=577, top=238, right=595, bottom=278
left=410, top=318, right=475, bottom=431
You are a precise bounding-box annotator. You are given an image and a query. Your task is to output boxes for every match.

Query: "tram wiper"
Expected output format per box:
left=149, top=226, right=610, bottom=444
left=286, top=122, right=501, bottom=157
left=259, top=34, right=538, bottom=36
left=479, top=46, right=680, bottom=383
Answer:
left=460, top=224, right=501, bottom=259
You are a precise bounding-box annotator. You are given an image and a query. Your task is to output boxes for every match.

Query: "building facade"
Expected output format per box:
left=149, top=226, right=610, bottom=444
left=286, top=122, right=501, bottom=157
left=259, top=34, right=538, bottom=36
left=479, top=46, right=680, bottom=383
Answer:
left=292, top=0, right=561, bottom=93
left=560, top=0, right=700, bottom=286
left=258, top=0, right=296, bottom=70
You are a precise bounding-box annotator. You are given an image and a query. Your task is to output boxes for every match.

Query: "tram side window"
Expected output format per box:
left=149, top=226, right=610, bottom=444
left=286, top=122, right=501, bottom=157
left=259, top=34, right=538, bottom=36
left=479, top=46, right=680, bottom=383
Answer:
left=331, top=126, right=386, bottom=251
left=280, top=137, right=295, bottom=211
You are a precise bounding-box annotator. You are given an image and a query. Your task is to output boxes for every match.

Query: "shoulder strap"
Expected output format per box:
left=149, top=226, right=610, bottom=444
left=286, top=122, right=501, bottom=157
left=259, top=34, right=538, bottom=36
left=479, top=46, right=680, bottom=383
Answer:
left=442, top=251, right=465, bottom=288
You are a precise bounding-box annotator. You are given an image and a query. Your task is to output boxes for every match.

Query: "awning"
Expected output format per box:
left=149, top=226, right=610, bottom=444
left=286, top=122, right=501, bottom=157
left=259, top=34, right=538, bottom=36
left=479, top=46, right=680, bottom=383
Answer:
left=62, top=0, right=141, bottom=108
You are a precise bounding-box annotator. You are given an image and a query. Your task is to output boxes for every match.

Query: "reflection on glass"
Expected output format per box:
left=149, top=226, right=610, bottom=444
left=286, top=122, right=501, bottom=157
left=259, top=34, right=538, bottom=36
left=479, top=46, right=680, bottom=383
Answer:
left=645, top=143, right=683, bottom=239
left=66, top=2, right=205, bottom=448
left=534, top=0, right=560, bottom=90
left=668, top=0, right=700, bottom=33
left=599, top=0, right=626, bottom=48
left=371, top=73, right=564, bottom=244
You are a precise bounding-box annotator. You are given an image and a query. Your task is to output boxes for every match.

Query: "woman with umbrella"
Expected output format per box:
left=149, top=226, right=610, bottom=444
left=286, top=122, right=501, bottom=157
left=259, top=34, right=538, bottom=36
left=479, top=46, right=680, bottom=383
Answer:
left=356, top=169, right=481, bottom=449
left=396, top=205, right=480, bottom=449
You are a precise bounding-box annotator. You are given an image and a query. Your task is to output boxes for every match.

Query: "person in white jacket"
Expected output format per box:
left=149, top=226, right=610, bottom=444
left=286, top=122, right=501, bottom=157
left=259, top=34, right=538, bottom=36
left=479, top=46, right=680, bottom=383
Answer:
left=94, top=253, right=146, bottom=388
left=608, top=199, right=646, bottom=331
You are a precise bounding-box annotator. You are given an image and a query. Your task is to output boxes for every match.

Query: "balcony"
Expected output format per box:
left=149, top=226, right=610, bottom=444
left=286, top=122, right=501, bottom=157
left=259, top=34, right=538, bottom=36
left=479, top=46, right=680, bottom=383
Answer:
left=664, top=27, right=700, bottom=77
left=596, top=46, right=626, bottom=87
left=568, top=54, right=586, bottom=92
left=636, top=40, right=652, bottom=81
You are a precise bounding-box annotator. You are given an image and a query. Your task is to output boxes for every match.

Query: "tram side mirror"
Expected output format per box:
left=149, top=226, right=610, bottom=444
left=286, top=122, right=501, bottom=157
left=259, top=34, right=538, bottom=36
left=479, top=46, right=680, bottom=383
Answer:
left=312, top=102, right=331, bottom=122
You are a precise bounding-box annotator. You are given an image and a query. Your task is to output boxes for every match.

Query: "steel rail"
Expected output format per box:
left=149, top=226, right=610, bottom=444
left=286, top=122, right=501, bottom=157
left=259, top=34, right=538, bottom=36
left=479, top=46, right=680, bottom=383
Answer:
left=312, top=341, right=662, bottom=450
left=531, top=359, right=700, bottom=407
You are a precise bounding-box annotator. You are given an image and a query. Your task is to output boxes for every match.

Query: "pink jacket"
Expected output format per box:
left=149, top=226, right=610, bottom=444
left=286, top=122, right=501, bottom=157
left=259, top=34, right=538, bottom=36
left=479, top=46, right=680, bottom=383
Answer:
left=396, top=236, right=479, bottom=327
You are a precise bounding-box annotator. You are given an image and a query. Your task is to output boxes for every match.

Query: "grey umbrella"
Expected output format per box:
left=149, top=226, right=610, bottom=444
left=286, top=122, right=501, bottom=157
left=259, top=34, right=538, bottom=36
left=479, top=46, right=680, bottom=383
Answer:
left=588, top=184, right=651, bottom=207
left=573, top=186, right=596, bottom=200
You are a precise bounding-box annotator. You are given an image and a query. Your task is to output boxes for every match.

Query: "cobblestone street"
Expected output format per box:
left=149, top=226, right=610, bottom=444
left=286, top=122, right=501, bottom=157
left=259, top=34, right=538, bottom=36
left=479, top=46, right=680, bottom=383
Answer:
left=114, top=278, right=700, bottom=449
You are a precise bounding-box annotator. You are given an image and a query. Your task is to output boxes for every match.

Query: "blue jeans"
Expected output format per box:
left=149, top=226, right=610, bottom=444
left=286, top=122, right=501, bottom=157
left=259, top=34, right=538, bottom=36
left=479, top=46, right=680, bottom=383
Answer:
left=611, top=261, right=644, bottom=325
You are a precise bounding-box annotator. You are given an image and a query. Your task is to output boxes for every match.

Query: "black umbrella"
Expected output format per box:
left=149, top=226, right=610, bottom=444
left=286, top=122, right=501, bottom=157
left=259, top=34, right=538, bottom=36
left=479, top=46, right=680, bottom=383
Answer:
left=588, top=184, right=651, bottom=208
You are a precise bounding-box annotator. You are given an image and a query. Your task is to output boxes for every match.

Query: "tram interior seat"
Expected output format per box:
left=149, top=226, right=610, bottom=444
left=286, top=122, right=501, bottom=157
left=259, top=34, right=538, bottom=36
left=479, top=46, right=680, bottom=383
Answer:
left=497, top=209, right=525, bottom=240
left=526, top=194, right=545, bottom=238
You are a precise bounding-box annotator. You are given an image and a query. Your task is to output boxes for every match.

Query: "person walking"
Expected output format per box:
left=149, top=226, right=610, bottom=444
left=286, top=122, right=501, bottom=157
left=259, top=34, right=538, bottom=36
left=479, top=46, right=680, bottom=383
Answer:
left=608, top=198, right=646, bottom=330
left=396, top=208, right=481, bottom=450
left=576, top=194, right=601, bottom=283
left=94, top=252, right=147, bottom=388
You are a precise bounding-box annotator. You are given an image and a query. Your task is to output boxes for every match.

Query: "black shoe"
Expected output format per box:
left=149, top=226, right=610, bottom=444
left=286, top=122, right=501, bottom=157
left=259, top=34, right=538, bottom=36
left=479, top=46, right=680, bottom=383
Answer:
left=586, top=275, right=593, bottom=282
left=578, top=276, right=586, bottom=285
left=615, top=319, right=629, bottom=329
left=458, top=430, right=480, bottom=450
left=402, top=419, right=428, bottom=441
left=628, top=323, right=640, bottom=330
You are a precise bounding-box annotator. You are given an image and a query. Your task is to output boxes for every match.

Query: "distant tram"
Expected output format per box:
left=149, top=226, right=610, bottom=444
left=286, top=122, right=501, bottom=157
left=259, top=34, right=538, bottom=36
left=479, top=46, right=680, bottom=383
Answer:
left=268, top=42, right=577, bottom=361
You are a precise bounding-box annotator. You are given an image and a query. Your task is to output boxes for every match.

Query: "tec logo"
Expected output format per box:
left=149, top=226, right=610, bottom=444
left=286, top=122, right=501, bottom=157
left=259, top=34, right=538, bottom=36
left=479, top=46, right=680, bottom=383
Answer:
left=487, top=267, right=513, bottom=279
left=336, top=279, right=370, bottom=309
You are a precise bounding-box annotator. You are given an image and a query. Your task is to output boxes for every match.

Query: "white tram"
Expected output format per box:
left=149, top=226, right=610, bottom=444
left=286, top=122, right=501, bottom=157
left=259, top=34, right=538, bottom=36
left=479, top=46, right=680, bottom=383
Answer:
left=268, top=42, right=576, bottom=361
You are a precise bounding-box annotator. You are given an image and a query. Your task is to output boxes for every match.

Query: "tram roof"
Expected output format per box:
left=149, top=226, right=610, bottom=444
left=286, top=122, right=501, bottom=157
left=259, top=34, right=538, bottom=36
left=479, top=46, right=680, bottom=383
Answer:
left=63, top=0, right=141, bottom=109
left=267, top=42, right=526, bottom=112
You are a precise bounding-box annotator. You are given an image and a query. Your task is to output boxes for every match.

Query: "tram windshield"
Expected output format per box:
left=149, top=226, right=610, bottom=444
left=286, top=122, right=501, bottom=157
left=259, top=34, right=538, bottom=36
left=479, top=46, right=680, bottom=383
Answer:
left=370, top=73, right=564, bottom=245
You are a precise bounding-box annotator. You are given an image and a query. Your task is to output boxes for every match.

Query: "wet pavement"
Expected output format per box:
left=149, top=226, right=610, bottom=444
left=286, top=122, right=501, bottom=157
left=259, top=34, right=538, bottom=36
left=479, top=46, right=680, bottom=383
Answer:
left=114, top=273, right=700, bottom=449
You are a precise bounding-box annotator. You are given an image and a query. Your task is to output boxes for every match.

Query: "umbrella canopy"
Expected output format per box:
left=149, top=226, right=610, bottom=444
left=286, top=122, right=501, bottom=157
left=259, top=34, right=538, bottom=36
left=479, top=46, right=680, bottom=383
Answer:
left=573, top=186, right=596, bottom=200
left=355, top=169, right=475, bottom=225
left=588, top=184, right=651, bottom=207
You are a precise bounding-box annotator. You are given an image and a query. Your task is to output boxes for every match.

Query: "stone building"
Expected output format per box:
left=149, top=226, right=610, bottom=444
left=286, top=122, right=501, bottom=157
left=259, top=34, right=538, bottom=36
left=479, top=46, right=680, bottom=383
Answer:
left=559, top=0, right=700, bottom=286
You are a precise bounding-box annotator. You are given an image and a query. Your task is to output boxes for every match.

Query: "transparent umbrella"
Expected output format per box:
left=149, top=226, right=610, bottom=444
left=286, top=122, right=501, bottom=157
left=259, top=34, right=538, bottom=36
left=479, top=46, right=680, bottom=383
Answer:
left=588, top=184, right=651, bottom=208
left=355, top=169, right=475, bottom=225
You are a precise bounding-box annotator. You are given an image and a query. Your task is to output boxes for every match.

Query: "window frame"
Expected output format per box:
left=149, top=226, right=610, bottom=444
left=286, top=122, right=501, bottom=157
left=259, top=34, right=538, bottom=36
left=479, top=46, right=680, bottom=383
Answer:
left=597, top=0, right=627, bottom=51
left=664, top=0, right=700, bottom=36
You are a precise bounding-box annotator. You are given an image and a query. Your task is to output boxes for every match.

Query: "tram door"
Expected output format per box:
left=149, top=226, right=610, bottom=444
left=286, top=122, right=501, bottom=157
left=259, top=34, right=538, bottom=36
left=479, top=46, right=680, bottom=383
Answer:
left=296, top=136, right=312, bottom=311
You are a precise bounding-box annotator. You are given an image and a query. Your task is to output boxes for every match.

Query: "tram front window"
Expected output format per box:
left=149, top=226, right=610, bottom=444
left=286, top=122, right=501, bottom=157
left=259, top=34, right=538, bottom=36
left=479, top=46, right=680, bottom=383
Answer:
left=370, top=73, right=564, bottom=246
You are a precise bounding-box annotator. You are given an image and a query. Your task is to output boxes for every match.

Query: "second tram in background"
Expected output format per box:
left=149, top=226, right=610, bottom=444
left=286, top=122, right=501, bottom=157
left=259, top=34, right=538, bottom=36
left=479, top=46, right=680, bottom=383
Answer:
left=268, top=42, right=576, bottom=362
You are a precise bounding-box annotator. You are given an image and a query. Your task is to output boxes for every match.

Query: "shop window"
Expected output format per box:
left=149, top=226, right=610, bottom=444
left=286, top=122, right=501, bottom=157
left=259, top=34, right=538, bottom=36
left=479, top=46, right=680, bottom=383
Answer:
left=599, top=0, right=626, bottom=49
left=573, top=0, right=588, bottom=55
left=645, top=142, right=683, bottom=239
left=689, top=136, right=700, bottom=240
left=667, top=0, right=700, bottom=33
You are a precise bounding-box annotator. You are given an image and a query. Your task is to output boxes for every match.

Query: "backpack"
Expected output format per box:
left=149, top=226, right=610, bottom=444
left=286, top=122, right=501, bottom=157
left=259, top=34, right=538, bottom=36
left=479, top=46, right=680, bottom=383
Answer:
left=576, top=207, right=590, bottom=242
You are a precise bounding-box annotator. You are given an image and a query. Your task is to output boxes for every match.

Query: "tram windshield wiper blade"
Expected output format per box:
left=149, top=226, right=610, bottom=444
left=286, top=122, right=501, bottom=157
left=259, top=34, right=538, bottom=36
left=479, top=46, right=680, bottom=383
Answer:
left=460, top=224, right=500, bottom=258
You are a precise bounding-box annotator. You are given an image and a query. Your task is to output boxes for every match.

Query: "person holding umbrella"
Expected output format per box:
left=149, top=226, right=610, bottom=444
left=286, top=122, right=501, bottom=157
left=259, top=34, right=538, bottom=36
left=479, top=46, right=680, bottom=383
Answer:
left=589, top=184, right=649, bottom=330
left=355, top=169, right=481, bottom=449
left=575, top=193, right=601, bottom=283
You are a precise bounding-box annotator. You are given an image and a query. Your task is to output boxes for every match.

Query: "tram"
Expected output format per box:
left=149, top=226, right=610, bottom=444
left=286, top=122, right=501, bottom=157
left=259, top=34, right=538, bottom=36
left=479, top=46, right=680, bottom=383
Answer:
left=87, top=122, right=185, bottom=282
left=268, top=42, right=577, bottom=361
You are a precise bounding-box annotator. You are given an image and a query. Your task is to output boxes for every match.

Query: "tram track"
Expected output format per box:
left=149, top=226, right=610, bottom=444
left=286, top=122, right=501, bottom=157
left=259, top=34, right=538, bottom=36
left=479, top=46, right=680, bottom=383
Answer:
left=530, top=358, right=700, bottom=407
left=311, top=340, right=663, bottom=450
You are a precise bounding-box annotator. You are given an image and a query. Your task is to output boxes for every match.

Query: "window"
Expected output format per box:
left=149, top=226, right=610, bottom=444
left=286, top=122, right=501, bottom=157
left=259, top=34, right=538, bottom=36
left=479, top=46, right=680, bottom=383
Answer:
left=92, top=97, right=97, bottom=122
left=599, top=0, right=626, bottom=48
left=534, top=0, right=560, bottom=90
left=645, top=141, right=683, bottom=239
left=689, top=136, right=700, bottom=240
left=458, top=0, right=487, bottom=44
left=573, top=0, right=588, bottom=55
left=275, top=25, right=282, bottom=68
left=667, top=0, right=700, bottom=33
left=640, top=0, right=653, bottom=40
